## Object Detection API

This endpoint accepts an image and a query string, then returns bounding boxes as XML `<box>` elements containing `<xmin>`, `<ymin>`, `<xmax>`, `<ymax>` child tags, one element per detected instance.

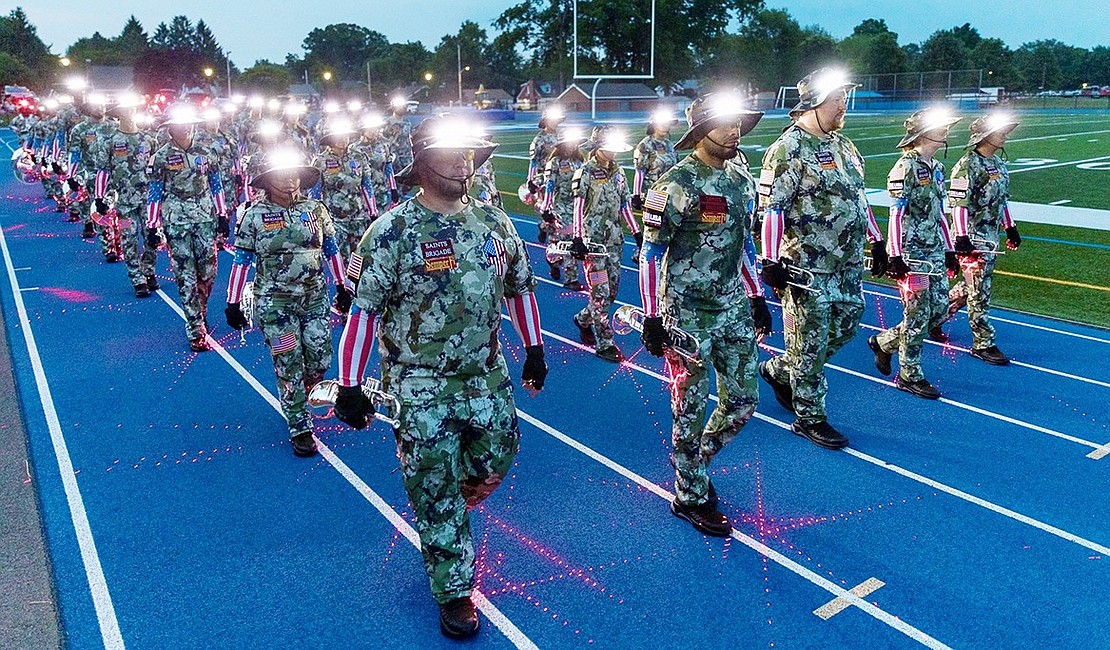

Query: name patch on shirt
<box><xmin>261</xmin><ymin>211</ymin><xmax>285</xmax><ymax>231</ymax></box>
<box><xmin>757</xmin><ymin>168</ymin><xmax>774</xmax><ymax>197</ymax></box>
<box><xmin>915</xmin><ymin>166</ymin><xmax>932</xmax><ymax>186</ymax></box>
<box><xmin>324</xmin><ymin>158</ymin><xmax>340</xmax><ymax>174</ymax></box>
<box><xmin>815</xmin><ymin>150</ymin><xmax>837</xmax><ymax>171</ymax></box>
<box><xmin>113</xmin><ymin>142</ymin><xmax>129</xmax><ymax>157</ymax></box>
<box><xmin>985</xmin><ymin>163</ymin><xmax>1001</xmax><ymax>180</ymax></box>
<box><xmin>698</xmin><ymin>195</ymin><xmax>728</xmax><ymax>224</ymax></box>
<box><xmin>166</xmin><ymin>152</ymin><xmax>185</xmax><ymax>171</ymax></box>
<box><xmin>421</xmin><ymin>239</ymin><xmax>458</xmax><ymax>272</ymax></box>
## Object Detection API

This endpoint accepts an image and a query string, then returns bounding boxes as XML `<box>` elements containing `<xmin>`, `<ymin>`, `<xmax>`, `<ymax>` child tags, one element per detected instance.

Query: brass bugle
<box><xmin>307</xmin><ymin>378</ymin><xmax>401</xmax><ymax>429</ymax></box>
<box><xmin>610</xmin><ymin>305</ymin><xmax>702</xmax><ymax>365</ymax></box>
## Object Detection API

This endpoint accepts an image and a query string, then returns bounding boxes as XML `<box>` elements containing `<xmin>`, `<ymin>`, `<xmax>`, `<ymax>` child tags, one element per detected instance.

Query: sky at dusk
<box><xmin>23</xmin><ymin>0</ymin><xmax>1104</xmax><ymax>70</ymax></box>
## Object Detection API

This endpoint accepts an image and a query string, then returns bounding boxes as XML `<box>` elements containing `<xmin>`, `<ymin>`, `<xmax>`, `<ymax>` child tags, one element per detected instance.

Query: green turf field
<box><xmin>488</xmin><ymin>111</ymin><xmax>1110</xmax><ymax>328</ymax></box>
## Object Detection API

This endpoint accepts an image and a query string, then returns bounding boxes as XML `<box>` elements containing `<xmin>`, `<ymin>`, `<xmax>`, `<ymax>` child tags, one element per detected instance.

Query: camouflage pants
<box><xmin>949</xmin><ymin>256</ymin><xmax>997</xmax><ymax>350</ymax></box>
<box><xmin>259</xmin><ymin>290</ymin><xmax>332</xmax><ymax>438</ymax></box>
<box><xmin>764</xmin><ymin>270</ymin><xmax>865</xmax><ymax>424</ymax></box>
<box><xmin>117</xmin><ymin>193</ymin><xmax>159</xmax><ymax>287</ymax></box>
<box><xmin>163</xmin><ymin>219</ymin><xmax>218</xmax><ymax>341</ymax></box>
<box><xmin>574</xmin><ymin>248</ymin><xmax>622</xmax><ymax>349</ymax></box>
<box><xmin>875</xmin><ymin>271</ymin><xmax>948</xmax><ymax>382</ymax></box>
<box><xmin>665</xmin><ymin>302</ymin><xmax>759</xmax><ymax>506</ymax></box>
<box><xmin>393</xmin><ymin>375</ymin><xmax>520</xmax><ymax>604</ymax></box>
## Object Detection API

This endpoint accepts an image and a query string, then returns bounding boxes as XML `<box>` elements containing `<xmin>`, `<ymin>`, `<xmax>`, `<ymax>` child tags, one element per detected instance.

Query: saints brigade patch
<box><xmin>985</xmin><ymin>162</ymin><xmax>1001</xmax><ymax>180</ymax></box>
<box><xmin>915</xmin><ymin>165</ymin><xmax>931</xmax><ymax>186</ymax></box>
<box><xmin>642</xmin><ymin>189</ymin><xmax>668</xmax><ymax>228</ymax></box>
<box><xmin>757</xmin><ymin>168</ymin><xmax>774</xmax><ymax>197</ymax></box>
<box><xmin>887</xmin><ymin>166</ymin><xmax>905</xmax><ymax>194</ymax></box>
<box><xmin>421</xmin><ymin>239</ymin><xmax>458</xmax><ymax>272</ymax></box>
<box><xmin>698</xmin><ymin>194</ymin><xmax>728</xmax><ymax>224</ymax></box>
<box><xmin>947</xmin><ymin>177</ymin><xmax>969</xmax><ymax>201</ymax></box>
<box><xmin>166</xmin><ymin>152</ymin><xmax>185</xmax><ymax>171</ymax></box>
<box><xmin>815</xmin><ymin>150</ymin><xmax>837</xmax><ymax>171</ymax></box>
<box><xmin>590</xmin><ymin>168</ymin><xmax>609</xmax><ymax>180</ymax></box>
<box><xmin>261</xmin><ymin>211</ymin><xmax>285</xmax><ymax>231</ymax></box>
<box><xmin>324</xmin><ymin>158</ymin><xmax>340</xmax><ymax>174</ymax></box>
<box><xmin>113</xmin><ymin>142</ymin><xmax>129</xmax><ymax>157</ymax></box>
<box><xmin>346</xmin><ymin>253</ymin><xmax>364</xmax><ymax>282</ymax></box>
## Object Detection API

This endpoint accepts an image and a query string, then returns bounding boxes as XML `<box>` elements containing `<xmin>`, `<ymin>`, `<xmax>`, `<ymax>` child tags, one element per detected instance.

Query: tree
<box><xmin>838</xmin><ymin>19</ymin><xmax>905</xmax><ymax>75</ymax></box>
<box><xmin>0</xmin><ymin>51</ymin><xmax>34</xmax><ymax>85</ymax></box>
<box><xmin>67</xmin><ymin>32</ymin><xmax>128</xmax><ymax>66</ymax></box>
<box><xmin>117</xmin><ymin>16</ymin><xmax>149</xmax><ymax>55</ymax></box>
<box><xmin>238</xmin><ymin>62</ymin><xmax>292</xmax><ymax>96</ymax></box>
<box><xmin>969</xmin><ymin>38</ymin><xmax>1015</xmax><ymax>88</ymax></box>
<box><xmin>301</xmin><ymin>23</ymin><xmax>389</xmax><ymax>83</ymax></box>
<box><xmin>367</xmin><ymin>42</ymin><xmax>432</xmax><ymax>98</ymax></box>
<box><xmin>0</xmin><ymin>8</ymin><xmax>55</xmax><ymax>87</ymax></box>
<box><xmin>151</xmin><ymin>16</ymin><xmax>196</xmax><ymax>51</ymax></box>
<box><xmin>919</xmin><ymin>30</ymin><xmax>968</xmax><ymax>72</ymax></box>
<box><xmin>1012</xmin><ymin>40</ymin><xmax>1087</xmax><ymax>91</ymax></box>
<box><xmin>704</xmin><ymin>9</ymin><xmax>807</xmax><ymax>92</ymax></box>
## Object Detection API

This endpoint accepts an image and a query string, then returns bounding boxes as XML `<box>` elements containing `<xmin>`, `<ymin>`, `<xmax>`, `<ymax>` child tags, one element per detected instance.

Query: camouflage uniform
<box><xmin>472</xmin><ymin>158</ymin><xmax>502</xmax><ymax>208</ymax></box>
<box><xmin>233</xmin><ymin>198</ymin><xmax>336</xmax><ymax>438</ymax></box>
<box><xmin>196</xmin><ymin>126</ymin><xmax>238</xmax><ymax>212</ymax></box>
<box><xmin>541</xmin><ymin>152</ymin><xmax>583</xmax><ymax>284</ymax></box>
<box><xmin>632</xmin><ymin>134</ymin><xmax>678</xmax><ymax>200</ymax></box>
<box><xmin>642</xmin><ymin>154</ymin><xmax>761</xmax><ymax>506</ymax></box>
<box><xmin>311</xmin><ymin>145</ymin><xmax>376</xmax><ymax>260</ymax></box>
<box><xmin>758</xmin><ymin>125</ymin><xmax>876</xmax><ymax>425</ymax></box>
<box><xmin>528</xmin><ymin>130</ymin><xmax>559</xmax><ymax>240</ymax></box>
<box><xmin>146</xmin><ymin>137</ymin><xmax>226</xmax><ymax>341</ymax></box>
<box><xmin>70</xmin><ymin>117</ymin><xmax>116</xmax><ymax>243</ymax></box>
<box><xmin>350</xmin><ymin>133</ymin><xmax>396</xmax><ymax>215</ymax></box>
<box><xmin>33</xmin><ymin>111</ymin><xmax>64</xmax><ymax>202</ymax></box>
<box><xmin>91</xmin><ymin>127</ymin><xmax>160</xmax><ymax>289</ymax></box>
<box><xmin>572</xmin><ymin>157</ymin><xmax>635</xmax><ymax>352</ymax></box>
<box><xmin>382</xmin><ymin>115</ymin><xmax>413</xmax><ymax>182</ymax></box>
<box><xmin>874</xmin><ymin>151</ymin><xmax>951</xmax><ymax>382</ymax></box>
<box><xmin>947</xmin><ymin>151</ymin><xmax>1010</xmax><ymax>350</ymax></box>
<box><xmin>348</xmin><ymin>198</ymin><xmax>535</xmax><ymax>604</ymax></box>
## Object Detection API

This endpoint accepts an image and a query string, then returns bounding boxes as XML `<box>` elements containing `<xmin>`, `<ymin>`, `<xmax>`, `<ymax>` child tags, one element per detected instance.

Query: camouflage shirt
<box><xmin>234</xmin><ymin>197</ymin><xmax>336</xmax><ymax>298</ymax></box>
<box><xmin>350</xmin><ymin>198</ymin><xmax>536</xmax><ymax>391</ymax></box>
<box><xmin>311</xmin><ymin>146</ymin><xmax>372</xmax><ymax>218</ymax></box>
<box><xmin>644</xmin><ymin>154</ymin><xmax>758</xmax><ymax>312</ymax></box>
<box><xmin>758</xmin><ymin>125</ymin><xmax>871</xmax><ymax>272</ymax></box>
<box><xmin>382</xmin><ymin>116</ymin><xmax>413</xmax><ymax>169</ymax></box>
<box><xmin>887</xmin><ymin>150</ymin><xmax>948</xmax><ymax>262</ymax></box>
<box><xmin>146</xmin><ymin>137</ymin><xmax>224</xmax><ymax>223</ymax></box>
<box><xmin>543</xmin><ymin>154</ymin><xmax>583</xmax><ymax>218</ymax></box>
<box><xmin>528</xmin><ymin>131</ymin><xmax>559</xmax><ymax>180</ymax></box>
<box><xmin>948</xmin><ymin>150</ymin><xmax>1010</xmax><ymax>239</ymax></box>
<box><xmin>633</xmin><ymin>135</ymin><xmax>678</xmax><ymax>188</ymax></box>
<box><xmin>91</xmin><ymin>128</ymin><xmax>156</xmax><ymax>194</ymax></box>
<box><xmin>68</xmin><ymin>117</ymin><xmax>109</xmax><ymax>169</ymax></box>
<box><xmin>572</xmin><ymin>158</ymin><xmax>633</xmax><ymax>248</ymax></box>
<box><xmin>351</xmin><ymin>134</ymin><xmax>394</xmax><ymax>211</ymax></box>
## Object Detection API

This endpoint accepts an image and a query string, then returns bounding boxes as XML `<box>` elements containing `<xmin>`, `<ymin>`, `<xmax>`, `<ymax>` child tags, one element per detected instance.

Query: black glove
<box><xmin>870</xmin><ymin>240</ymin><xmax>889</xmax><ymax>277</ymax></box>
<box><xmin>954</xmin><ymin>235</ymin><xmax>975</xmax><ymax>256</ymax></box>
<box><xmin>521</xmin><ymin>345</ymin><xmax>548</xmax><ymax>391</ymax></box>
<box><xmin>224</xmin><ymin>302</ymin><xmax>249</xmax><ymax>330</ymax></box>
<box><xmin>335</xmin><ymin>384</ymin><xmax>373</xmax><ymax>429</ymax></box>
<box><xmin>945</xmin><ymin>251</ymin><xmax>960</xmax><ymax>277</ymax></box>
<box><xmin>631</xmin><ymin>194</ymin><xmax>644</xmax><ymax>211</ymax></box>
<box><xmin>67</xmin><ymin>178</ymin><xmax>79</xmax><ymax>192</ymax></box>
<box><xmin>333</xmin><ymin>285</ymin><xmax>353</xmax><ymax>314</ymax></box>
<box><xmin>633</xmin><ymin>232</ymin><xmax>643</xmax><ymax>249</ymax></box>
<box><xmin>527</xmin><ymin>180</ymin><xmax>540</xmax><ymax>195</ymax></box>
<box><xmin>541</xmin><ymin>210</ymin><xmax>556</xmax><ymax>223</ymax></box>
<box><xmin>51</xmin><ymin>162</ymin><xmax>64</xmax><ymax>176</ymax></box>
<box><xmin>887</xmin><ymin>256</ymin><xmax>912</xmax><ymax>280</ymax></box>
<box><xmin>569</xmin><ymin>236</ymin><xmax>589</xmax><ymax>261</ymax></box>
<box><xmin>1005</xmin><ymin>226</ymin><xmax>1021</xmax><ymax>250</ymax></box>
<box><xmin>93</xmin><ymin>198</ymin><xmax>109</xmax><ymax>215</ymax></box>
<box><xmin>145</xmin><ymin>229</ymin><xmax>161</xmax><ymax>250</ymax></box>
<box><xmin>760</xmin><ymin>258</ymin><xmax>789</xmax><ymax>292</ymax></box>
<box><xmin>641</xmin><ymin>316</ymin><xmax>670</xmax><ymax>357</ymax></box>
<box><xmin>389</xmin><ymin>188</ymin><xmax>401</xmax><ymax>205</ymax></box>
<box><xmin>217</xmin><ymin>214</ymin><xmax>230</xmax><ymax>238</ymax></box>
<box><xmin>750</xmin><ymin>296</ymin><xmax>772</xmax><ymax>339</ymax></box>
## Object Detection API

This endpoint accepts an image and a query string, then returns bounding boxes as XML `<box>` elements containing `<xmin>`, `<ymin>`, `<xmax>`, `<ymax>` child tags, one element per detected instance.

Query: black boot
<box><xmin>549</xmin><ymin>262</ymin><xmax>561</xmax><ymax>281</ymax></box>
<box><xmin>81</xmin><ymin>222</ymin><xmax>95</xmax><ymax>239</ymax></box>
<box><xmin>439</xmin><ymin>596</ymin><xmax>480</xmax><ymax>639</ymax></box>
<box><xmin>971</xmin><ymin>345</ymin><xmax>1009</xmax><ymax>366</ymax></box>
<box><xmin>134</xmin><ymin>283</ymin><xmax>150</xmax><ymax>298</ymax></box>
<box><xmin>927</xmin><ymin>326</ymin><xmax>948</xmax><ymax>343</ymax></box>
<box><xmin>791</xmin><ymin>419</ymin><xmax>848</xmax><ymax>450</ymax></box>
<box><xmin>868</xmin><ymin>335</ymin><xmax>892</xmax><ymax>376</ymax></box>
<box><xmin>595</xmin><ymin>344</ymin><xmax>623</xmax><ymax>363</ymax></box>
<box><xmin>291</xmin><ymin>432</ymin><xmax>319</xmax><ymax>457</ymax></box>
<box><xmin>758</xmin><ymin>361</ymin><xmax>794</xmax><ymax>414</ymax></box>
<box><xmin>145</xmin><ymin>275</ymin><xmax>160</xmax><ymax>291</ymax></box>
<box><xmin>896</xmin><ymin>377</ymin><xmax>941</xmax><ymax>400</ymax></box>
<box><xmin>573</xmin><ymin>314</ymin><xmax>596</xmax><ymax>345</ymax></box>
<box><xmin>563</xmin><ymin>280</ymin><xmax>584</xmax><ymax>291</ymax></box>
<box><xmin>670</xmin><ymin>499</ymin><xmax>731</xmax><ymax>537</ymax></box>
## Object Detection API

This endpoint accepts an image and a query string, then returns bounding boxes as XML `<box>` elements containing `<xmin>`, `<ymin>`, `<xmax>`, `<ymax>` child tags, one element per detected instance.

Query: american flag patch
<box><xmin>783</xmin><ymin>310</ymin><xmax>794</xmax><ymax>333</ymax></box>
<box><xmin>588</xmin><ymin>269</ymin><xmax>608</xmax><ymax>285</ymax></box>
<box><xmin>300</xmin><ymin>210</ymin><xmax>318</xmax><ymax>234</ymax></box>
<box><xmin>270</xmin><ymin>331</ymin><xmax>297</xmax><ymax>354</ymax></box>
<box><xmin>644</xmin><ymin>189</ymin><xmax>668</xmax><ymax>214</ymax></box>
<box><xmin>346</xmin><ymin>253</ymin><xmax>364</xmax><ymax>281</ymax></box>
<box><xmin>483</xmin><ymin>235</ymin><xmax>507</xmax><ymax>276</ymax></box>
<box><xmin>949</xmin><ymin>178</ymin><xmax>969</xmax><ymax>191</ymax></box>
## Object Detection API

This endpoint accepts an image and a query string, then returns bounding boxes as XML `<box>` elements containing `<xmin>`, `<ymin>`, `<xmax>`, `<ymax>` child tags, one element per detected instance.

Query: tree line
<box><xmin>1</xmin><ymin>4</ymin><xmax>1106</xmax><ymax>99</ymax></box>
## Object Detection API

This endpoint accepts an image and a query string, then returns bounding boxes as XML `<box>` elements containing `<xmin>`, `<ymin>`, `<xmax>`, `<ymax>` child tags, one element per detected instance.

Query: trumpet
<box><xmin>611</xmin><ymin>305</ymin><xmax>702</xmax><ymax>366</ymax></box>
<box><xmin>91</xmin><ymin>189</ymin><xmax>119</xmax><ymax>227</ymax></box>
<box><xmin>307</xmin><ymin>377</ymin><xmax>401</xmax><ymax>429</ymax></box>
<box><xmin>239</xmin><ymin>281</ymin><xmax>255</xmax><ymax>344</ymax></box>
<box><xmin>545</xmin><ymin>239</ymin><xmax>608</xmax><ymax>263</ymax></box>
<box><xmin>970</xmin><ymin>237</ymin><xmax>1005</xmax><ymax>256</ymax></box>
<box><xmin>785</xmin><ymin>264</ymin><xmax>821</xmax><ymax>295</ymax></box>
<box><xmin>10</xmin><ymin>147</ymin><xmax>40</xmax><ymax>185</ymax></box>
<box><xmin>905</xmin><ymin>258</ymin><xmax>944</xmax><ymax>277</ymax></box>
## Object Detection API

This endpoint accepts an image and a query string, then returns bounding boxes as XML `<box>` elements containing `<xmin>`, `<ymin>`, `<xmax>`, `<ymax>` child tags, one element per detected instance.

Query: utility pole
<box><xmin>366</xmin><ymin>60</ymin><xmax>372</xmax><ymax>102</ymax></box>
<box><xmin>457</xmin><ymin>42</ymin><xmax>463</xmax><ymax>104</ymax></box>
<box><xmin>226</xmin><ymin>52</ymin><xmax>232</xmax><ymax>97</ymax></box>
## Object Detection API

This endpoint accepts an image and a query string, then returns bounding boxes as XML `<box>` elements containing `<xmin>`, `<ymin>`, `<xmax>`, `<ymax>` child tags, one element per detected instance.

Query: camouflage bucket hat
<box><xmin>966</xmin><ymin>113</ymin><xmax>1019</xmax><ymax>148</ymax></box>
<box><xmin>160</xmin><ymin>104</ymin><xmax>204</xmax><ymax>126</ymax></box>
<box><xmin>896</xmin><ymin>107</ymin><xmax>962</xmax><ymax>148</ymax></box>
<box><xmin>674</xmin><ymin>93</ymin><xmax>764</xmax><ymax>150</ymax></box>
<box><xmin>647</xmin><ymin>108</ymin><xmax>677</xmax><ymax>135</ymax></box>
<box><xmin>538</xmin><ymin>105</ymin><xmax>565</xmax><ymax>129</ymax></box>
<box><xmin>789</xmin><ymin>67</ymin><xmax>860</xmax><ymax>118</ymax></box>
<box><xmin>395</xmin><ymin>114</ymin><xmax>498</xmax><ymax>187</ymax></box>
<box><xmin>317</xmin><ymin>118</ymin><xmax>357</xmax><ymax>143</ymax></box>
<box><xmin>248</xmin><ymin>148</ymin><xmax>322</xmax><ymax>190</ymax></box>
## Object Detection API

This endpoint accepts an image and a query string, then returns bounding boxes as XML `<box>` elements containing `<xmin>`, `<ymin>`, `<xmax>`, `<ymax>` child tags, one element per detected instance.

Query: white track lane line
<box><xmin>0</xmin><ymin>214</ymin><xmax>125</xmax><ymax>648</ymax></box>
<box><xmin>514</xmin><ymin>409</ymin><xmax>952</xmax><ymax>649</ymax></box>
<box><xmin>506</xmin><ymin>314</ymin><xmax>1110</xmax><ymax>558</ymax></box>
<box><xmin>152</xmin><ymin>289</ymin><xmax>538</xmax><ymax>650</ymax></box>
<box><xmin>525</xmin><ymin>272</ymin><xmax>1110</xmax><ymax>455</ymax></box>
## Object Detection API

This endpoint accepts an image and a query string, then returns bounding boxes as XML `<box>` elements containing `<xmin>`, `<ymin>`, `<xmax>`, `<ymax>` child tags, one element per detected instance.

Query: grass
<box><xmin>487</xmin><ymin>111</ymin><xmax>1110</xmax><ymax>329</ymax></box>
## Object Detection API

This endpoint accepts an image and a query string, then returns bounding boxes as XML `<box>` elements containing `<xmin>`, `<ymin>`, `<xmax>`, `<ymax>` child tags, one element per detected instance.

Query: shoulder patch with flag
<box><xmin>346</xmin><ymin>253</ymin><xmax>364</xmax><ymax>282</ymax></box>
<box><xmin>483</xmin><ymin>234</ymin><xmax>507</xmax><ymax>276</ymax></box>
<box><xmin>270</xmin><ymin>331</ymin><xmax>297</xmax><ymax>354</ymax></box>
<box><xmin>642</xmin><ymin>188</ymin><xmax>668</xmax><ymax>228</ymax></box>
<box><xmin>757</xmin><ymin>168</ymin><xmax>774</xmax><ymax>197</ymax></box>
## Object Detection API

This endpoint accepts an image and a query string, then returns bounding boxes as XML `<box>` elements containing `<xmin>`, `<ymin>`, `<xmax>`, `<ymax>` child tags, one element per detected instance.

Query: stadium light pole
<box><xmin>226</xmin><ymin>53</ymin><xmax>232</xmax><ymax>97</ymax></box>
